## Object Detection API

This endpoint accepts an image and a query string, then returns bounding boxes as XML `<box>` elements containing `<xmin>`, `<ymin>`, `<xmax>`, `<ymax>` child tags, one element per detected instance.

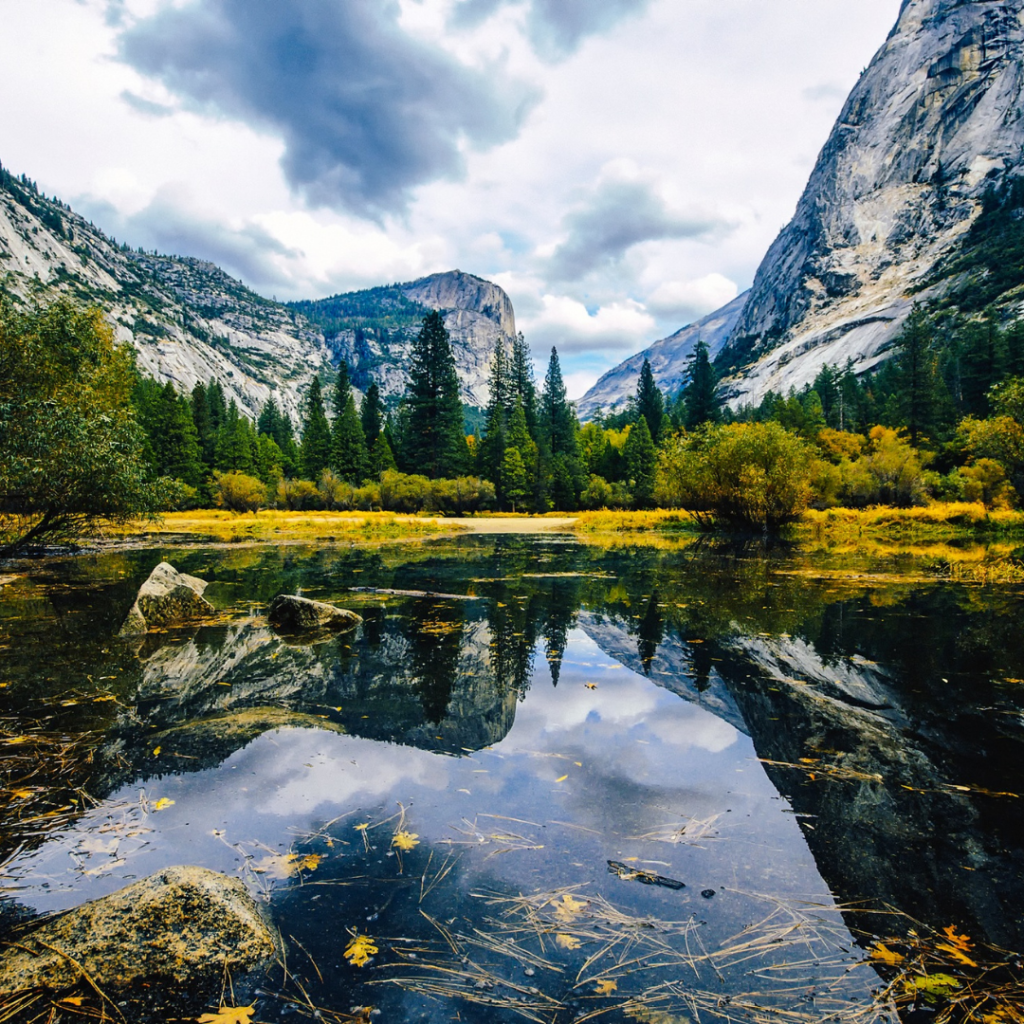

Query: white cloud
<box><xmin>646</xmin><ymin>273</ymin><xmax>739</xmax><ymax>322</ymax></box>
<box><xmin>522</xmin><ymin>295</ymin><xmax>656</xmax><ymax>354</ymax></box>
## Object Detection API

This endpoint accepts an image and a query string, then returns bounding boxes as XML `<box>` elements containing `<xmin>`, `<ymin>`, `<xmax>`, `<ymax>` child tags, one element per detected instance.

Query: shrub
<box><xmin>275</xmin><ymin>477</ymin><xmax>322</xmax><ymax>510</ymax></box>
<box><xmin>580</xmin><ymin>474</ymin><xmax>630</xmax><ymax>510</ymax></box>
<box><xmin>658</xmin><ymin>422</ymin><xmax>817</xmax><ymax>532</ymax></box>
<box><xmin>213</xmin><ymin>471</ymin><xmax>267</xmax><ymax>513</ymax></box>
<box><xmin>318</xmin><ymin>470</ymin><xmax>356</xmax><ymax>510</ymax></box>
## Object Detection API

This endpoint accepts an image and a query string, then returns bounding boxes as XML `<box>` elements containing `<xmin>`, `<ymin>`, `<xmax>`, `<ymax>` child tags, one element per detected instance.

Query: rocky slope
<box><xmin>582</xmin><ymin>0</ymin><xmax>1024</xmax><ymax>411</ymax></box>
<box><xmin>719</xmin><ymin>0</ymin><xmax>1024</xmax><ymax>404</ymax></box>
<box><xmin>576</xmin><ymin>291</ymin><xmax>748</xmax><ymax>419</ymax></box>
<box><xmin>0</xmin><ymin>169</ymin><xmax>515</xmax><ymax>419</ymax></box>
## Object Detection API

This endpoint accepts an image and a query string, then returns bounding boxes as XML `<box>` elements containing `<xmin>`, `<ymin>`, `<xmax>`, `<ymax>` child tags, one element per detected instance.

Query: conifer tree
<box><xmin>511</xmin><ymin>332</ymin><xmax>537</xmax><ymax>435</ymax></box>
<box><xmin>893</xmin><ymin>306</ymin><xmax>944</xmax><ymax>446</ymax></box>
<box><xmin>300</xmin><ymin>374</ymin><xmax>332</xmax><ymax>479</ymax></box>
<box><xmin>369</xmin><ymin>432</ymin><xmax>397</xmax><ymax>476</ymax></box>
<box><xmin>160</xmin><ymin>383</ymin><xmax>204</xmax><ymax>487</ymax></box>
<box><xmin>332</xmin><ymin>393</ymin><xmax>369</xmax><ymax>483</ymax></box>
<box><xmin>216</xmin><ymin>400</ymin><xmax>256</xmax><ymax>474</ymax></box>
<box><xmin>539</xmin><ymin>348</ymin><xmax>583</xmax><ymax>509</ymax></box>
<box><xmin>481</xmin><ymin>342</ymin><xmax>512</xmax><ymax>486</ymax></box>
<box><xmin>500</xmin><ymin>447</ymin><xmax>529</xmax><ymax>512</ymax></box>
<box><xmin>404</xmin><ymin>311</ymin><xmax>469</xmax><ymax>478</ymax></box>
<box><xmin>360</xmin><ymin>382</ymin><xmax>384</xmax><ymax>447</ymax></box>
<box><xmin>636</xmin><ymin>358</ymin><xmax>666</xmax><ymax>444</ymax></box>
<box><xmin>623</xmin><ymin>414</ymin><xmax>657</xmax><ymax>508</ymax></box>
<box><xmin>683</xmin><ymin>338</ymin><xmax>720</xmax><ymax>429</ymax></box>
<box><xmin>191</xmin><ymin>382</ymin><xmax>215</xmax><ymax>469</ymax></box>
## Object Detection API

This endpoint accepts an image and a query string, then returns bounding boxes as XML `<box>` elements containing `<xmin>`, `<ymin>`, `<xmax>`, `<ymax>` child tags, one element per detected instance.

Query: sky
<box><xmin>0</xmin><ymin>0</ymin><xmax>902</xmax><ymax>398</ymax></box>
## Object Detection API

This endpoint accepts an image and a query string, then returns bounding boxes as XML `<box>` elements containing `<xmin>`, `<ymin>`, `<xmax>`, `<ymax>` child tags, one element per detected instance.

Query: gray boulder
<box><xmin>267</xmin><ymin>593</ymin><xmax>362</xmax><ymax>634</ymax></box>
<box><xmin>118</xmin><ymin>562</ymin><xmax>215</xmax><ymax>636</ymax></box>
<box><xmin>0</xmin><ymin>866</ymin><xmax>277</xmax><ymax>995</ymax></box>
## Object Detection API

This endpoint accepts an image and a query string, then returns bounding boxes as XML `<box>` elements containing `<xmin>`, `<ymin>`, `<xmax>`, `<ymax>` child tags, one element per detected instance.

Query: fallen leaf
<box><xmin>354</xmin><ymin>823</ymin><xmax>369</xmax><ymax>831</ymax></box>
<box><xmin>344</xmin><ymin>934</ymin><xmax>379</xmax><ymax>968</ymax></box>
<box><xmin>909</xmin><ymin>973</ymin><xmax>962</xmax><ymax>1000</ymax></box>
<box><xmin>197</xmin><ymin>1006</ymin><xmax>256</xmax><ymax>1024</ymax></box>
<box><xmin>93</xmin><ymin>695</ymin><xmax>116</xmax><ymax>703</ymax></box>
<box><xmin>594</xmin><ymin>980</ymin><xmax>618</xmax><ymax>995</ymax></box>
<box><xmin>870</xmin><ymin>942</ymin><xmax>905</xmax><ymax>965</ymax></box>
<box><xmin>152</xmin><ymin>746</ymin><xmax>162</xmax><ymax>756</ymax></box>
<box><xmin>555</xmin><ymin>775</ymin><xmax>568</xmax><ymax>783</ymax></box>
<box><xmin>60</xmin><ymin>997</ymin><xmax>84</xmax><ymax>1007</ymax></box>
<box><xmin>152</xmin><ymin>798</ymin><xmax>175</xmax><ymax>811</ymax></box>
<box><xmin>556</xmin><ymin>933</ymin><xmax>581</xmax><ymax>950</ymax></box>
<box><xmin>554</xmin><ymin>894</ymin><xmax>588</xmax><ymax>922</ymax></box>
<box><xmin>253</xmin><ymin>853</ymin><xmax>322</xmax><ymax>879</ymax></box>
<box><xmin>10</xmin><ymin>788</ymin><xmax>34</xmax><ymax>800</ymax></box>
<box><xmin>392</xmin><ymin>831</ymin><xmax>419</xmax><ymax>851</ymax></box>
<box><xmin>585</xmin><ymin>683</ymin><xmax>597</xmax><ymax>690</ymax></box>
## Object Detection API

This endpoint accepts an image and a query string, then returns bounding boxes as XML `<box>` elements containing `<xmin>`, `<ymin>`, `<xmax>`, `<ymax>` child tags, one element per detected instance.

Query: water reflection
<box><xmin>1</xmin><ymin>536</ymin><xmax>1023</xmax><ymax>1019</ymax></box>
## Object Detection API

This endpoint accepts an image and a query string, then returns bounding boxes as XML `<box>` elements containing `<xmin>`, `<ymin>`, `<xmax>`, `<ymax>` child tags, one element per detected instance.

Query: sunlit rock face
<box><xmin>324</xmin><ymin>270</ymin><xmax>518</xmax><ymax>409</ymax></box>
<box><xmin>720</xmin><ymin>0</ymin><xmax>1024</xmax><ymax>405</ymax></box>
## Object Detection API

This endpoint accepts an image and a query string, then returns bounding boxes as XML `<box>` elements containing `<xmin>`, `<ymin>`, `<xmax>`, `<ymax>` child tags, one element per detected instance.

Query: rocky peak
<box><xmin>719</xmin><ymin>0</ymin><xmax>1024</xmax><ymax>404</ymax></box>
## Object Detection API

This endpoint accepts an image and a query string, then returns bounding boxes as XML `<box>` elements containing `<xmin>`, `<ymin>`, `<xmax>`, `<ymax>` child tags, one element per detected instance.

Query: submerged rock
<box><xmin>267</xmin><ymin>593</ymin><xmax>362</xmax><ymax>634</ymax></box>
<box><xmin>118</xmin><ymin>562</ymin><xmax>215</xmax><ymax>636</ymax></box>
<box><xmin>0</xmin><ymin>866</ymin><xmax>277</xmax><ymax>996</ymax></box>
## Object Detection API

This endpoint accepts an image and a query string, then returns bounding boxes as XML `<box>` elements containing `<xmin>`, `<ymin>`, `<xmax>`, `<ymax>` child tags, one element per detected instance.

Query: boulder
<box><xmin>267</xmin><ymin>593</ymin><xmax>362</xmax><ymax>634</ymax></box>
<box><xmin>0</xmin><ymin>866</ymin><xmax>277</xmax><ymax>996</ymax></box>
<box><xmin>118</xmin><ymin>562</ymin><xmax>215</xmax><ymax>636</ymax></box>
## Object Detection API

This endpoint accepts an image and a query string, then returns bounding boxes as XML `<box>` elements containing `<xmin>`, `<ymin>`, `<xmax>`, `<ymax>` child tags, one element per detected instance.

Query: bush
<box><xmin>275</xmin><ymin>478</ymin><xmax>322</xmax><ymax>510</ymax></box>
<box><xmin>580</xmin><ymin>474</ymin><xmax>630</xmax><ymax>510</ymax></box>
<box><xmin>318</xmin><ymin>470</ymin><xmax>356</xmax><ymax>510</ymax></box>
<box><xmin>213</xmin><ymin>471</ymin><xmax>267</xmax><ymax>513</ymax></box>
<box><xmin>377</xmin><ymin>471</ymin><xmax>494</xmax><ymax>514</ymax></box>
<box><xmin>658</xmin><ymin>422</ymin><xmax>817</xmax><ymax>532</ymax></box>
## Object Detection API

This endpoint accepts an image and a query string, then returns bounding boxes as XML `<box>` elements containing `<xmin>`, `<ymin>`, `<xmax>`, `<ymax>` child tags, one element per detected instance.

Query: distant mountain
<box><xmin>0</xmin><ymin>166</ymin><xmax>515</xmax><ymax>421</ymax></box>
<box><xmin>576</xmin><ymin>291</ymin><xmax>748</xmax><ymax>420</ymax></box>
<box><xmin>290</xmin><ymin>270</ymin><xmax>517</xmax><ymax>409</ymax></box>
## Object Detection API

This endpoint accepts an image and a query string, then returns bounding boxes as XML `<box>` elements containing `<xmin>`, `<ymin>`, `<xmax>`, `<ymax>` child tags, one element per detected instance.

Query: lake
<box><xmin>1</xmin><ymin>533</ymin><xmax>1023</xmax><ymax>1023</ymax></box>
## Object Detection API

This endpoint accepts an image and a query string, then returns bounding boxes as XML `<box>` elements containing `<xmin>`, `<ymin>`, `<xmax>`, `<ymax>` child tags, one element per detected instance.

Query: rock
<box><xmin>0</xmin><ymin>866</ymin><xmax>277</xmax><ymax>996</ymax></box>
<box><xmin>118</xmin><ymin>562</ymin><xmax>215</xmax><ymax>636</ymax></box>
<box><xmin>267</xmin><ymin>593</ymin><xmax>362</xmax><ymax>634</ymax></box>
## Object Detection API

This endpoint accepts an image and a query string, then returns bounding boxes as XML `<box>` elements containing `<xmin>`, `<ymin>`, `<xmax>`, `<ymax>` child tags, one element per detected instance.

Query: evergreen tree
<box><xmin>216</xmin><ymin>400</ymin><xmax>256</xmax><ymax>474</ymax></box>
<box><xmin>539</xmin><ymin>348</ymin><xmax>583</xmax><ymax>508</ymax></box>
<box><xmin>893</xmin><ymin>306</ymin><xmax>945</xmax><ymax>446</ymax></box>
<box><xmin>481</xmin><ymin>342</ymin><xmax>512</xmax><ymax>487</ymax></box>
<box><xmin>300</xmin><ymin>374</ymin><xmax>332</xmax><ymax>479</ymax></box>
<box><xmin>160</xmin><ymin>383</ymin><xmax>204</xmax><ymax>486</ymax></box>
<box><xmin>636</xmin><ymin>358</ymin><xmax>665</xmax><ymax>444</ymax></box>
<box><xmin>502</xmin><ymin>399</ymin><xmax>538</xmax><ymax>510</ymax></box>
<box><xmin>683</xmin><ymin>338</ymin><xmax>720</xmax><ymax>428</ymax></box>
<box><xmin>623</xmin><ymin>415</ymin><xmax>657</xmax><ymax>508</ymax></box>
<box><xmin>511</xmin><ymin>332</ymin><xmax>538</xmax><ymax>435</ymax></box>
<box><xmin>332</xmin><ymin>393</ymin><xmax>369</xmax><ymax>484</ymax></box>
<box><xmin>369</xmin><ymin>432</ymin><xmax>397</xmax><ymax>476</ymax></box>
<box><xmin>255</xmin><ymin>434</ymin><xmax>284</xmax><ymax>486</ymax></box>
<box><xmin>404</xmin><ymin>311</ymin><xmax>469</xmax><ymax>478</ymax></box>
<box><xmin>500</xmin><ymin>447</ymin><xmax>529</xmax><ymax>512</ymax></box>
<box><xmin>191</xmin><ymin>382</ymin><xmax>215</xmax><ymax>469</ymax></box>
<box><xmin>360</xmin><ymin>382</ymin><xmax>384</xmax><ymax>447</ymax></box>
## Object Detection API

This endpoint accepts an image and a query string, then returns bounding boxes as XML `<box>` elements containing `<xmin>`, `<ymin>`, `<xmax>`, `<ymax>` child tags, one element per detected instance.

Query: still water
<box><xmin>1</xmin><ymin>534</ymin><xmax>1023</xmax><ymax>1022</ymax></box>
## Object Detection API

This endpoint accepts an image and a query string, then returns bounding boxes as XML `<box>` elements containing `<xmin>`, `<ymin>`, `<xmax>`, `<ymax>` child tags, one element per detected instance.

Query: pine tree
<box><xmin>539</xmin><ymin>348</ymin><xmax>583</xmax><ymax>509</ymax></box>
<box><xmin>511</xmin><ymin>332</ymin><xmax>537</xmax><ymax>435</ymax></box>
<box><xmin>216</xmin><ymin>400</ymin><xmax>257</xmax><ymax>474</ymax></box>
<box><xmin>300</xmin><ymin>374</ymin><xmax>332</xmax><ymax>479</ymax></box>
<box><xmin>404</xmin><ymin>311</ymin><xmax>469</xmax><ymax>479</ymax></box>
<box><xmin>500</xmin><ymin>447</ymin><xmax>529</xmax><ymax>512</ymax></box>
<box><xmin>161</xmin><ymin>384</ymin><xmax>204</xmax><ymax>487</ymax></box>
<box><xmin>191</xmin><ymin>382</ymin><xmax>215</xmax><ymax>469</ymax></box>
<box><xmin>893</xmin><ymin>306</ymin><xmax>944</xmax><ymax>446</ymax></box>
<box><xmin>481</xmin><ymin>342</ymin><xmax>512</xmax><ymax>486</ymax></box>
<box><xmin>683</xmin><ymin>339</ymin><xmax>720</xmax><ymax>429</ymax></box>
<box><xmin>332</xmin><ymin>393</ymin><xmax>369</xmax><ymax>483</ymax></box>
<box><xmin>502</xmin><ymin>399</ymin><xmax>538</xmax><ymax>510</ymax></box>
<box><xmin>369</xmin><ymin>432</ymin><xmax>397</xmax><ymax>476</ymax></box>
<box><xmin>360</xmin><ymin>382</ymin><xmax>384</xmax><ymax>447</ymax></box>
<box><xmin>635</xmin><ymin>358</ymin><xmax>665</xmax><ymax>444</ymax></box>
<box><xmin>623</xmin><ymin>415</ymin><xmax>657</xmax><ymax>508</ymax></box>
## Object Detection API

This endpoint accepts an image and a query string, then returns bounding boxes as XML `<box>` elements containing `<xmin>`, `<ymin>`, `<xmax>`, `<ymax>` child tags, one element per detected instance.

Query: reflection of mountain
<box><xmin>578</xmin><ymin>611</ymin><xmax>748</xmax><ymax>734</ymax></box>
<box><xmin>102</xmin><ymin>610</ymin><xmax>519</xmax><ymax>790</ymax></box>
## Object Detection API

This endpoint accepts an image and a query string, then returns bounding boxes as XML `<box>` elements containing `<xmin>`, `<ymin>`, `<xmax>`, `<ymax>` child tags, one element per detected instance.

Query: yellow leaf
<box><xmin>392</xmin><ymin>831</ymin><xmax>419</xmax><ymax>851</ymax></box>
<box><xmin>354</xmin><ymin>823</ymin><xmax>369</xmax><ymax>831</ymax></box>
<box><xmin>10</xmin><ymin>788</ymin><xmax>34</xmax><ymax>800</ymax></box>
<box><xmin>556</xmin><ymin>933</ymin><xmax>581</xmax><ymax>950</ymax></box>
<box><xmin>554</xmin><ymin>894</ymin><xmax>588</xmax><ymax>922</ymax></box>
<box><xmin>2</xmin><ymin>736</ymin><xmax>30</xmax><ymax>745</ymax></box>
<box><xmin>93</xmin><ymin>695</ymin><xmax>116</xmax><ymax>702</ymax></box>
<box><xmin>870</xmin><ymin>942</ymin><xmax>905</xmax><ymax>965</ymax></box>
<box><xmin>555</xmin><ymin>775</ymin><xmax>568</xmax><ymax>783</ymax></box>
<box><xmin>60</xmin><ymin>997</ymin><xmax>84</xmax><ymax>1006</ymax></box>
<box><xmin>152</xmin><ymin>746</ymin><xmax>162</xmax><ymax>756</ymax></box>
<box><xmin>936</xmin><ymin>942</ymin><xmax>978</xmax><ymax>967</ymax></box>
<box><xmin>941</xmin><ymin>925</ymin><xmax>973</xmax><ymax>951</ymax></box>
<box><xmin>344</xmin><ymin>934</ymin><xmax>379</xmax><ymax>968</ymax></box>
<box><xmin>585</xmin><ymin>683</ymin><xmax>597</xmax><ymax>690</ymax></box>
<box><xmin>152</xmin><ymin>798</ymin><xmax>175</xmax><ymax>811</ymax></box>
<box><xmin>908</xmin><ymin>973</ymin><xmax>962</xmax><ymax>1001</ymax></box>
<box><xmin>253</xmin><ymin>853</ymin><xmax>321</xmax><ymax>878</ymax></box>
<box><xmin>197</xmin><ymin>1006</ymin><xmax>256</xmax><ymax>1024</ymax></box>
<box><xmin>594</xmin><ymin>980</ymin><xmax>618</xmax><ymax>995</ymax></box>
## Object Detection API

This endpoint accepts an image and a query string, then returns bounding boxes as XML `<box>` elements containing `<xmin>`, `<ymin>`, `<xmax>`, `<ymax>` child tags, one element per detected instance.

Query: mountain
<box><xmin>582</xmin><ymin>0</ymin><xmax>1024</xmax><ymax>411</ymax></box>
<box><xmin>575</xmin><ymin>291</ymin><xmax>748</xmax><ymax>419</ymax></box>
<box><xmin>0</xmin><ymin>167</ymin><xmax>514</xmax><ymax>420</ymax></box>
<box><xmin>289</xmin><ymin>270</ymin><xmax>517</xmax><ymax>409</ymax></box>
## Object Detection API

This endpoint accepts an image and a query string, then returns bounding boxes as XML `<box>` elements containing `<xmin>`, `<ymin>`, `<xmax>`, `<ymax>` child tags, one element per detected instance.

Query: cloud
<box><xmin>521</xmin><ymin>294</ymin><xmax>655</xmax><ymax>354</ymax></box>
<box><xmin>802</xmin><ymin>81</ymin><xmax>848</xmax><ymax>103</ymax></box>
<box><xmin>77</xmin><ymin>190</ymin><xmax>302</xmax><ymax>291</ymax></box>
<box><xmin>119</xmin><ymin>90</ymin><xmax>175</xmax><ymax>118</ymax></box>
<box><xmin>645</xmin><ymin>272</ymin><xmax>739</xmax><ymax>322</ymax></box>
<box><xmin>545</xmin><ymin>172</ymin><xmax>731</xmax><ymax>282</ymax></box>
<box><xmin>451</xmin><ymin>0</ymin><xmax>653</xmax><ymax>61</ymax></box>
<box><xmin>116</xmin><ymin>0</ymin><xmax>537</xmax><ymax>218</ymax></box>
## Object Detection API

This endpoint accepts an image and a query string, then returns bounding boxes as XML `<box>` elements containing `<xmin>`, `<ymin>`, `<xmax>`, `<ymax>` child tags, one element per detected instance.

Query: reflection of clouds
<box><xmin>200</xmin><ymin>730</ymin><xmax>451</xmax><ymax>819</ymax></box>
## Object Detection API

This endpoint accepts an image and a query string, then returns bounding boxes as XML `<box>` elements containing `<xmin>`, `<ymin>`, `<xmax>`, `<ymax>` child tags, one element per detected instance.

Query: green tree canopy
<box><xmin>683</xmin><ymin>338</ymin><xmax>720</xmax><ymax>429</ymax></box>
<box><xmin>0</xmin><ymin>298</ymin><xmax>159</xmax><ymax>557</ymax></box>
<box><xmin>300</xmin><ymin>374</ymin><xmax>332</xmax><ymax>479</ymax></box>
<box><xmin>635</xmin><ymin>357</ymin><xmax>665</xmax><ymax>444</ymax></box>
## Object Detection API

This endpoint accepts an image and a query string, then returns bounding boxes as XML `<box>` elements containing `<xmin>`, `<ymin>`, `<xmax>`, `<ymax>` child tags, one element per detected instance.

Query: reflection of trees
<box><xmin>543</xmin><ymin>592</ymin><xmax>576</xmax><ymax>686</ymax></box>
<box><xmin>407</xmin><ymin>600</ymin><xmax>465</xmax><ymax>724</ymax></box>
<box><xmin>635</xmin><ymin>593</ymin><xmax>663</xmax><ymax>675</ymax></box>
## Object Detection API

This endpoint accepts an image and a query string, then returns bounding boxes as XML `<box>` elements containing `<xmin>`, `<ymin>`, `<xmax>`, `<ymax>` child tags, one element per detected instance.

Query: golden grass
<box><xmin>800</xmin><ymin>503</ymin><xmax>1024</xmax><ymax>541</ymax></box>
<box><xmin>94</xmin><ymin>509</ymin><xmax>462</xmax><ymax>545</ymax></box>
<box><xmin>570</xmin><ymin>510</ymin><xmax>699</xmax><ymax>533</ymax></box>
